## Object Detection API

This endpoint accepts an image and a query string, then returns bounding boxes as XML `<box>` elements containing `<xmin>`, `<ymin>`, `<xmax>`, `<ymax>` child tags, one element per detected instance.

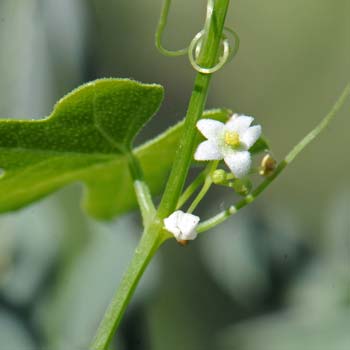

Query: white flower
<box><xmin>163</xmin><ymin>210</ymin><xmax>200</xmax><ymax>241</ymax></box>
<box><xmin>194</xmin><ymin>114</ymin><xmax>262</xmax><ymax>178</ymax></box>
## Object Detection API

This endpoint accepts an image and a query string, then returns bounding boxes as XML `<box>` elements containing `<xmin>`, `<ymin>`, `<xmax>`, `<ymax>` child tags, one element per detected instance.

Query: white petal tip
<box><xmin>196</xmin><ymin>119</ymin><xmax>224</xmax><ymax>140</ymax></box>
<box><xmin>242</xmin><ymin>125</ymin><xmax>262</xmax><ymax>149</ymax></box>
<box><xmin>194</xmin><ymin>140</ymin><xmax>222</xmax><ymax>161</ymax></box>
<box><xmin>224</xmin><ymin>151</ymin><xmax>252</xmax><ymax>178</ymax></box>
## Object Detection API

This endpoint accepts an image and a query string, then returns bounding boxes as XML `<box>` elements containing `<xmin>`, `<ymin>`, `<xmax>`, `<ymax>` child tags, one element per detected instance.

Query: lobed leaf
<box><xmin>0</xmin><ymin>79</ymin><xmax>164</xmax><ymax>219</ymax></box>
<box><xmin>0</xmin><ymin>78</ymin><xmax>267</xmax><ymax>220</ymax></box>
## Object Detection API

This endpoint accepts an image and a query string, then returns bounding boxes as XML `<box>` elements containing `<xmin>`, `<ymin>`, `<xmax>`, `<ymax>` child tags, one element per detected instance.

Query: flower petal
<box><xmin>194</xmin><ymin>140</ymin><xmax>223</xmax><ymax>161</ymax></box>
<box><xmin>164</xmin><ymin>210</ymin><xmax>200</xmax><ymax>240</ymax></box>
<box><xmin>177</xmin><ymin>212</ymin><xmax>200</xmax><ymax>240</ymax></box>
<box><xmin>164</xmin><ymin>211</ymin><xmax>182</xmax><ymax>237</ymax></box>
<box><xmin>241</xmin><ymin>125</ymin><xmax>262</xmax><ymax>149</ymax></box>
<box><xmin>196</xmin><ymin>119</ymin><xmax>224</xmax><ymax>140</ymax></box>
<box><xmin>224</xmin><ymin>151</ymin><xmax>252</xmax><ymax>178</ymax></box>
<box><xmin>225</xmin><ymin>115</ymin><xmax>254</xmax><ymax>135</ymax></box>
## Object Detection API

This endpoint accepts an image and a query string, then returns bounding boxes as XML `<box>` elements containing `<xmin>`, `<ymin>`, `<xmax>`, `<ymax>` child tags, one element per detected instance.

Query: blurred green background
<box><xmin>0</xmin><ymin>0</ymin><xmax>349</xmax><ymax>349</ymax></box>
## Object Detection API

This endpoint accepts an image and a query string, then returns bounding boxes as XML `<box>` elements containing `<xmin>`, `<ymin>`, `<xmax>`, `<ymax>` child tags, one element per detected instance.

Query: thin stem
<box><xmin>176</xmin><ymin>170</ymin><xmax>206</xmax><ymax>209</ymax></box>
<box><xmin>155</xmin><ymin>0</ymin><xmax>188</xmax><ymax>57</ymax></box>
<box><xmin>127</xmin><ymin>153</ymin><xmax>156</xmax><ymax>227</ymax></box>
<box><xmin>198</xmin><ymin>83</ymin><xmax>350</xmax><ymax>232</ymax></box>
<box><xmin>187</xmin><ymin>161</ymin><xmax>218</xmax><ymax>213</ymax></box>
<box><xmin>284</xmin><ymin>83</ymin><xmax>350</xmax><ymax>164</ymax></box>
<box><xmin>90</xmin><ymin>222</ymin><xmax>166</xmax><ymax>350</ymax></box>
<box><xmin>158</xmin><ymin>0</ymin><xmax>231</xmax><ymax>218</ymax></box>
<box><xmin>96</xmin><ymin>124</ymin><xmax>156</xmax><ymax>225</ymax></box>
<box><xmin>133</xmin><ymin>180</ymin><xmax>156</xmax><ymax>225</ymax></box>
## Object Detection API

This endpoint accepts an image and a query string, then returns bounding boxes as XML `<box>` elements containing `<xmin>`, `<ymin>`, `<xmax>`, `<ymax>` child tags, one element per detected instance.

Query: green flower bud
<box><xmin>231</xmin><ymin>178</ymin><xmax>252</xmax><ymax>196</ymax></box>
<box><xmin>211</xmin><ymin>169</ymin><xmax>227</xmax><ymax>184</ymax></box>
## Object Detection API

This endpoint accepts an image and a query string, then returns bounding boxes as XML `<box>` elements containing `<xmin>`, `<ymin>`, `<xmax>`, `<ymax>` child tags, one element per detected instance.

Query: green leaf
<box><xmin>249</xmin><ymin>136</ymin><xmax>270</xmax><ymax>154</ymax></box>
<box><xmin>0</xmin><ymin>78</ymin><xmax>164</xmax><ymax>219</ymax></box>
<box><xmin>0</xmin><ymin>86</ymin><xmax>269</xmax><ymax>220</ymax></box>
<box><xmin>0</xmin><ymin>77</ymin><xmax>231</xmax><ymax>220</ymax></box>
<box><xmin>0</xmin><ymin>97</ymin><xmax>268</xmax><ymax>220</ymax></box>
<box><xmin>136</xmin><ymin>108</ymin><xmax>233</xmax><ymax>210</ymax></box>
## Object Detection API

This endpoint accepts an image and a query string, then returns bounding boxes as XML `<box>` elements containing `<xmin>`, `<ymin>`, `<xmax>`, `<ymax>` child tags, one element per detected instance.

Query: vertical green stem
<box><xmin>91</xmin><ymin>1</ymin><xmax>231</xmax><ymax>348</ymax></box>
<box><xmin>158</xmin><ymin>0</ymin><xmax>231</xmax><ymax>218</ymax></box>
<box><xmin>90</xmin><ymin>221</ymin><xmax>165</xmax><ymax>350</ymax></box>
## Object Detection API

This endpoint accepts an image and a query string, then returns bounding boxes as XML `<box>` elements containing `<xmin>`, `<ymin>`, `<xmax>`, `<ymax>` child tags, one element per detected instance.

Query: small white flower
<box><xmin>163</xmin><ymin>210</ymin><xmax>200</xmax><ymax>241</ymax></box>
<box><xmin>194</xmin><ymin>114</ymin><xmax>262</xmax><ymax>178</ymax></box>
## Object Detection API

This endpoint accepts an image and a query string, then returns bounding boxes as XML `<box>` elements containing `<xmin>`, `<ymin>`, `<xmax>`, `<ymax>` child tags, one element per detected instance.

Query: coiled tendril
<box><xmin>155</xmin><ymin>0</ymin><xmax>240</xmax><ymax>74</ymax></box>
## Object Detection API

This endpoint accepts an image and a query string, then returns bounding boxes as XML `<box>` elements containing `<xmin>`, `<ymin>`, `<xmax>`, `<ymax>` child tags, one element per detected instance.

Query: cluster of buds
<box><xmin>211</xmin><ymin>169</ymin><xmax>252</xmax><ymax>196</ymax></box>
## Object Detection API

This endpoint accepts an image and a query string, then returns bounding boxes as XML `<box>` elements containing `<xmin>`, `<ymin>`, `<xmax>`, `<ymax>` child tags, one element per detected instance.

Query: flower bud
<box><xmin>163</xmin><ymin>210</ymin><xmax>199</xmax><ymax>241</ymax></box>
<box><xmin>211</xmin><ymin>169</ymin><xmax>227</xmax><ymax>184</ymax></box>
<box><xmin>259</xmin><ymin>154</ymin><xmax>276</xmax><ymax>176</ymax></box>
<box><xmin>231</xmin><ymin>178</ymin><xmax>252</xmax><ymax>196</ymax></box>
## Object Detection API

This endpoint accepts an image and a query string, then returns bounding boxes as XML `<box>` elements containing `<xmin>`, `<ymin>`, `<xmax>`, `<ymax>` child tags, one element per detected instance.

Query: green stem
<box><xmin>187</xmin><ymin>161</ymin><xmax>218</xmax><ymax>213</ymax></box>
<box><xmin>155</xmin><ymin>0</ymin><xmax>188</xmax><ymax>57</ymax></box>
<box><xmin>91</xmin><ymin>2</ymin><xmax>231</xmax><ymax>348</ymax></box>
<box><xmin>176</xmin><ymin>170</ymin><xmax>206</xmax><ymax>209</ymax></box>
<box><xmin>198</xmin><ymin>83</ymin><xmax>350</xmax><ymax>232</ymax></box>
<box><xmin>97</xmin><ymin>123</ymin><xmax>156</xmax><ymax>226</ymax></box>
<box><xmin>158</xmin><ymin>0</ymin><xmax>231</xmax><ymax>218</ymax></box>
<box><xmin>127</xmin><ymin>152</ymin><xmax>156</xmax><ymax>227</ymax></box>
<box><xmin>90</xmin><ymin>222</ymin><xmax>166</xmax><ymax>350</ymax></box>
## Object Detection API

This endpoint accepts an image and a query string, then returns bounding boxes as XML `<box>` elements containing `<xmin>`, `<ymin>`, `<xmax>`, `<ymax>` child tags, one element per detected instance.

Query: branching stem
<box><xmin>158</xmin><ymin>0</ymin><xmax>231</xmax><ymax>218</ymax></box>
<box><xmin>177</xmin><ymin>170</ymin><xmax>206</xmax><ymax>209</ymax></box>
<box><xmin>187</xmin><ymin>161</ymin><xmax>218</xmax><ymax>213</ymax></box>
<box><xmin>198</xmin><ymin>83</ymin><xmax>350</xmax><ymax>232</ymax></box>
<box><xmin>91</xmin><ymin>1</ymin><xmax>231</xmax><ymax>349</ymax></box>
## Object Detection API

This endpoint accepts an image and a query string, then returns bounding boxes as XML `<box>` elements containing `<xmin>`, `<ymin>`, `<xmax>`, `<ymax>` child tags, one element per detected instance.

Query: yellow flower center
<box><xmin>224</xmin><ymin>131</ymin><xmax>240</xmax><ymax>147</ymax></box>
